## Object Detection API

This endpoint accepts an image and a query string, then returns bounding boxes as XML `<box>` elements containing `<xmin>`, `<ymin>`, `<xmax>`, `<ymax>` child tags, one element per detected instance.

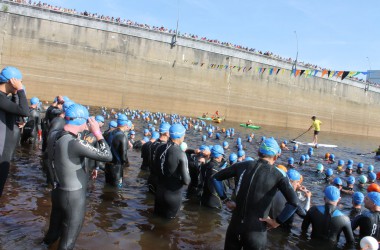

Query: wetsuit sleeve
<box><xmin>213</xmin><ymin>164</ymin><xmax>237</xmax><ymax>181</ymax></box>
<box><xmin>301</xmin><ymin>208</ymin><xmax>312</xmax><ymax>232</ymax></box>
<box><xmin>275</xmin><ymin>176</ymin><xmax>299</xmax><ymax>224</ymax></box>
<box><xmin>0</xmin><ymin>90</ymin><xmax>29</xmax><ymax>116</ymax></box>
<box><xmin>212</xmin><ymin>176</ymin><xmax>226</xmax><ymax>199</ymax></box>
<box><xmin>342</xmin><ymin>217</ymin><xmax>355</xmax><ymax>244</ymax></box>
<box><xmin>295</xmin><ymin>205</ymin><xmax>307</xmax><ymax>218</ymax></box>
<box><xmin>117</xmin><ymin>134</ymin><xmax>129</xmax><ymax>164</ymax></box>
<box><xmin>179</xmin><ymin>152</ymin><xmax>190</xmax><ymax>185</ymax></box>
<box><xmin>72</xmin><ymin>138</ymin><xmax>112</xmax><ymax>162</ymax></box>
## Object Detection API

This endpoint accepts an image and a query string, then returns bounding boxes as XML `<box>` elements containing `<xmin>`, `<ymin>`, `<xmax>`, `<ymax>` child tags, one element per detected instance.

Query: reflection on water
<box><xmin>0</xmin><ymin>117</ymin><xmax>379</xmax><ymax>249</ymax></box>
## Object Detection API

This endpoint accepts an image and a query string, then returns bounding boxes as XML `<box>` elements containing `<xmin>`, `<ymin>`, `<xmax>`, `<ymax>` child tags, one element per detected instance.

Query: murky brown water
<box><xmin>1</xmin><ymin>114</ymin><xmax>379</xmax><ymax>250</ymax></box>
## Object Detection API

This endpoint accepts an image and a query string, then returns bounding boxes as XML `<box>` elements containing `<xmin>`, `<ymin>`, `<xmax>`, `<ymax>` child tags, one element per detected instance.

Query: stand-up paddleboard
<box><xmin>239</xmin><ymin>124</ymin><xmax>261</xmax><ymax>130</ymax></box>
<box><xmin>198</xmin><ymin>117</ymin><xmax>212</xmax><ymax>121</ymax></box>
<box><xmin>292</xmin><ymin>141</ymin><xmax>338</xmax><ymax>148</ymax></box>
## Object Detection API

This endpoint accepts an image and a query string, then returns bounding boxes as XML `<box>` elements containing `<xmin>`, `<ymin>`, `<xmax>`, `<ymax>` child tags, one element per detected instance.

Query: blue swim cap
<box><xmin>237</xmin><ymin>144</ymin><xmax>243</xmax><ymax>151</ymax></box>
<box><xmin>0</xmin><ymin>66</ymin><xmax>22</xmax><ymax>82</ymax></box>
<box><xmin>259</xmin><ymin>138</ymin><xmax>280</xmax><ymax>156</ymax></box>
<box><xmin>348</xmin><ymin>159</ymin><xmax>354</xmax><ymax>165</ymax></box>
<box><xmin>368</xmin><ymin>192</ymin><xmax>380</xmax><ymax>206</ymax></box>
<box><xmin>117</xmin><ymin>114</ymin><xmax>129</xmax><ymax>126</ymax></box>
<box><xmin>325</xmin><ymin>168</ymin><xmax>333</xmax><ymax>177</ymax></box>
<box><xmin>261</xmin><ymin>136</ymin><xmax>266</xmax><ymax>142</ymax></box>
<box><xmin>288</xmin><ymin>157</ymin><xmax>294</xmax><ymax>165</ymax></box>
<box><xmin>143</xmin><ymin>137</ymin><xmax>150</xmax><ymax>142</ymax></box>
<box><xmin>283</xmin><ymin>140</ymin><xmax>288</xmax><ymax>145</ymax></box>
<box><xmin>109</xmin><ymin>120</ymin><xmax>117</xmax><ymax>128</ymax></box>
<box><xmin>223</xmin><ymin>141</ymin><xmax>229</xmax><ymax>148</ymax></box>
<box><xmin>229</xmin><ymin>153</ymin><xmax>237</xmax><ymax>163</ymax></box>
<box><xmin>237</xmin><ymin>138</ymin><xmax>242</xmax><ymax>144</ymax></box>
<box><xmin>369</xmin><ymin>172</ymin><xmax>376</xmax><ymax>181</ymax></box>
<box><xmin>329</xmin><ymin>154</ymin><xmax>335</xmax><ymax>160</ymax></box>
<box><xmin>237</xmin><ymin>150</ymin><xmax>245</xmax><ymax>158</ymax></box>
<box><xmin>352</xmin><ymin>192</ymin><xmax>364</xmax><ymax>205</ymax></box>
<box><xmin>357</xmin><ymin>162</ymin><xmax>364</xmax><ymax>168</ymax></box>
<box><xmin>144</xmin><ymin>129</ymin><xmax>149</xmax><ymax>134</ymax></box>
<box><xmin>30</xmin><ymin>97</ymin><xmax>39</xmax><ymax>105</ymax></box>
<box><xmin>129</xmin><ymin>130</ymin><xmax>136</xmax><ymax>135</ymax></box>
<box><xmin>308</xmin><ymin>147</ymin><xmax>313</xmax><ymax>152</ymax></box>
<box><xmin>287</xmin><ymin>169</ymin><xmax>301</xmax><ymax>181</ymax></box>
<box><xmin>63</xmin><ymin>100</ymin><xmax>75</xmax><ymax>112</ymax></box>
<box><xmin>317</xmin><ymin>163</ymin><xmax>324</xmax><ymax>172</ymax></box>
<box><xmin>151</xmin><ymin>131</ymin><xmax>160</xmax><ymax>140</ymax></box>
<box><xmin>211</xmin><ymin>145</ymin><xmax>224</xmax><ymax>158</ymax></box>
<box><xmin>305</xmin><ymin>155</ymin><xmax>310</xmax><ymax>161</ymax></box>
<box><xmin>358</xmin><ymin>175</ymin><xmax>368</xmax><ymax>184</ymax></box>
<box><xmin>347</xmin><ymin>164</ymin><xmax>353</xmax><ymax>170</ymax></box>
<box><xmin>216</xmin><ymin>133</ymin><xmax>221</xmax><ymax>139</ymax></box>
<box><xmin>333</xmin><ymin>177</ymin><xmax>342</xmax><ymax>186</ymax></box>
<box><xmin>324</xmin><ymin>186</ymin><xmax>340</xmax><ymax>202</ymax></box>
<box><xmin>202</xmin><ymin>135</ymin><xmax>207</xmax><ymax>141</ymax></box>
<box><xmin>95</xmin><ymin>115</ymin><xmax>105</xmax><ymax>123</ymax></box>
<box><xmin>347</xmin><ymin>176</ymin><xmax>355</xmax><ymax>185</ymax></box>
<box><xmin>245</xmin><ymin>157</ymin><xmax>254</xmax><ymax>161</ymax></box>
<box><xmin>159</xmin><ymin>122</ymin><xmax>171</xmax><ymax>133</ymax></box>
<box><xmin>300</xmin><ymin>155</ymin><xmax>306</xmax><ymax>161</ymax></box>
<box><xmin>169</xmin><ymin>124</ymin><xmax>186</xmax><ymax>139</ymax></box>
<box><xmin>199</xmin><ymin>145</ymin><xmax>210</xmax><ymax>152</ymax></box>
<box><xmin>150</xmin><ymin>127</ymin><xmax>156</xmax><ymax>133</ymax></box>
<box><xmin>368</xmin><ymin>165</ymin><xmax>374</xmax><ymax>172</ymax></box>
<box><xmin>338</xmin><ymin>159</ymin><xmax>344</xmax><ymax>166</ymax></box>
<box><xmin>65</xmin><ymin>104</ymin><xmax>89</xmax><ymax>125</ymax></box>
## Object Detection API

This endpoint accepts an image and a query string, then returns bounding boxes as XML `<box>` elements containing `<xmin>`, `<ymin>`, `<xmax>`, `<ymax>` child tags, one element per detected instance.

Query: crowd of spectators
<box><xmin>8</xmin><ymin>0</ymin><xmax>376</xmax><ymax>87</ymax></box>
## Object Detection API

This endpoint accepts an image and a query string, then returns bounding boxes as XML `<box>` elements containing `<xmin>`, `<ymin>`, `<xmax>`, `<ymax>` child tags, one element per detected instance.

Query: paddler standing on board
<box><xmin>308</xmin><ymin>116</ymin><xmax>322</xmax><ymax>145</ymax></box>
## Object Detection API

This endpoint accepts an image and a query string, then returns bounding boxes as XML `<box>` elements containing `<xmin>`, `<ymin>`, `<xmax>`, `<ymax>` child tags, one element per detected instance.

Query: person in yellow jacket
<box><xmin>308</xmin><ymin>116</ymin><xmax>322</xmax><ymax>145</ymax></box>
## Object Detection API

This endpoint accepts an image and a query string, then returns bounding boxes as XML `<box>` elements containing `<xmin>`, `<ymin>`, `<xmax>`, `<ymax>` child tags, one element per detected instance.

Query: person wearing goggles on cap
<box><xmin>199</xmin><ymin>145</ymin><xmax>228</xmax><ymax>209</ymax></box>
<box><xmin>215</xmin><ymin>137</ymin><xmax>299</xmax><ymax>250</ymax></box>
<box><xmin>352</xmin><ymin>192</ymin><xmax>380</xmax><ymax>241</ymax></box>
<box><xmin>153</xmin><ymin>124</ymin><xmax>190</xmax><ymax>219</ymax></box>
<box><xmin>43</xmin><ymin>103</ymin><xmax>112</xmax><ymax>250</ymax></box>
<box><xmin>302</xmin><ymin>186</ymin><xmax>354</xmax><ymax>246</ymax></box>
<box><xmin>270</xmin><ymin>169</ymin><xmax>312</xmax><ymax>230</ymax></box>
<box><xmin>0</xmin><ymin>66</ymin><xmax>29</xmax><ymax>197</ymax></box>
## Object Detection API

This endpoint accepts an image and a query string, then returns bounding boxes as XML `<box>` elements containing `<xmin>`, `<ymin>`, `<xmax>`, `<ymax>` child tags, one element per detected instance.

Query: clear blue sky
<box><xmin>46</xmin><ymin>0</ymin><xmax>379</xmax><ymax>72</ymax></box>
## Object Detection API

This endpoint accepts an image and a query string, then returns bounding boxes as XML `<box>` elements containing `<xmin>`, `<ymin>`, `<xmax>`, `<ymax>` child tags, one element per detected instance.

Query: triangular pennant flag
<box><xmin>295</xmin><ymin>70</ymin><xmax>301</xmax><ymax>77</ymax></box>
<box><xmin>238</xmin><ymin>67</ymin><xmax>242</xmax><ymax>72</ymax></box>
<box><xmin>269</xmin><ymin>68</ymin><xmax>274</xmax><ymax>75</ymax></box>
<box><xmin>328</xmin><ymin>70</ymin><xmax>333</xmax><ymax>78</ymax></box>
<box><xmin>258</xmin><ymin>68</ymin><xmax>262</xmax><ymax>74</ymax></box>
<box><xmin>313</xmin><ymin>70</ymin><xmax>319</xmax><ymax>76</ymax></box>
<box><xmin>291</xmin><ymin>69</ymin><xmax>296</xmax><ymax>76</ymax></box>
<box><xmin>262</xmin><ymin>68</ymin><xmax>267</xmax><ymax>74</ymax></box>
<box><xmin>300</xmin><ymin>70</ymin><xmax>305</xmax><ymax>76</ymax></box>
<box><xmin>248</xmin><ymin>67</ymin><xmax>252</xmax><ymax>71</ymax></box>
<box><xmin>225</xmin><ymin>65</ymin><xmax>228</xmax><ymax>69</ymax></box>
<box><xmin>321</xmin><ymin>70</ymin><xmax>328</xmax><ymax>78</ymax></box>
<box><xmin>341</xmin><ymin>71</ymin><xmax>350</xmax><ymax>80</ymax></box>
<box><xmin>201</xmin><ymin>63</ymin><xmax>204</xmax><ymax>67</ymax></box>
<box><xmin>337</xmin><ymin>71</ymin><xmax>343</xmax><ymax>78</ymax></box>
<box><xmin>361</xmin><ymin>72</ymin><xmax>368</xmax><ymax>75</ymax></box>
<box><xmin>332</xmin><ymin>71</ymin><xmax>338</xmax><ymax>77</ymax></box>
<box><xmin>276</xmin><ymin>68</ymin><xmax>281</xmax><ymax>75</ymax></box>
<box><xmin>243</xmin><ymin>67</ymin><xmax>246</xmax><ymax>72</ymax></box>
<box><xmin>352</xmin><ymin>72</ymin><xmax>361</xmax><ymax>77</ymax></box>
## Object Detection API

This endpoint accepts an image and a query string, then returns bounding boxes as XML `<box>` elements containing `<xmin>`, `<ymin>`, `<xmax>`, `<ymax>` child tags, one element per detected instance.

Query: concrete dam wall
<box><xmin>0</xmin><ymin>1</ymin><xmax>379</xmax><ymax>137</ymax></box>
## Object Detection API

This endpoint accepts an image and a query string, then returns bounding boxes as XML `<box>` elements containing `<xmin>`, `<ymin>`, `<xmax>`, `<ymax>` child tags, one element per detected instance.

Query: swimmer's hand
<box><xmin>259</xmin><ymin>217</ymin><xmax>280</xmax><ymax>229</ymax></box>
<box><xmin>225</xmin><ymin>201</ymin><xmax>236</xmax><ymax>211</ymax></box>
<box><xmin>9</xmin><ymin>78</ymin><xmax>23</xmax><ymax>92</ymax></box>
<box><xmin>91</xmin><ymin>170</ymin><xmax>98</xmax><ymax>179</ymax></box>
<box><xmin>87</xmin><ymin>117</ymin><xmax>103</xmax><ymax>140</ymax></box>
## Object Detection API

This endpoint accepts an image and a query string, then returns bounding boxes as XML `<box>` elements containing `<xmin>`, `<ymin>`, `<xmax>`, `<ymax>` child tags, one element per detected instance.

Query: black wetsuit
<box><xmin>215</xmin><ymin>158</ymin><xmax>299</xmax><ymax>250</ymax></box>
<box><xmin>0</xmin><ymin>90</ymin><xmax>29</xmax><ymax>197</ymax></box>
<box><xmin>213</xmin><ymin>161</ymin><xmax>249</xmax><ymax>200</ymax></box>
<box><xmin>43</xmin><ymin>131</ymin><xmax>112</xmax><ymax>250</ymax></box>
<box><xmin>349</xmin><ymin>207</ymin><xmax>362</xmax><ymax>221</ymax></box>
<box><xmin>82</xmin><ymin>131</ymin><xmax>99</xmax><ymax>174</ymax></box>
<box><xmin>199</xmin><ymin>159</ymin><xmax>228</xmax><ymax>208</ymax></box>
<box><xmin>42</xmin><ymin>105</ymin><xmax>62</xmax><ymax>152</ymax></box>
<box><xmin>154</xmin><ymin>141</ymin><xmax>190</xmax><ymax>218</ymax></box>
<box><xmin>184</xmin><ymin>149</ymin><xmax>203</xmax><ymax>196</ymax></box>
<box><xmin>148</xmin><ymin>138</ymin><xmax>166</xmax><ymax>193</ymax></box>
<box><xmin>141</xmin><ymin>140</ymin><xmax>153</xmax><ymax>170</ymax></box>
<box><xmin>302</xmin><ymin>204</ymin><xmax>355</xmax><ymax>245</ymax></box>
<box><xmin>106</xmin><ymin>128</ymin><xmax>129</xmax><ymax>187</ymax></box>
<box><xmin>21</xmin><ymin>107</ymin><xmax>41</xmax><ymax>144</ymax></box>
<box><xmin>351</xmin><ymin>210</ymin><xmax>380</xmax><ymax>241</ymax></box>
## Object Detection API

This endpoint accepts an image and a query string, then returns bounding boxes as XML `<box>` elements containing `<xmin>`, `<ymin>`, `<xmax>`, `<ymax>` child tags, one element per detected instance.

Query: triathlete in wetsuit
<box><xmin>0</xmin><ymin>66</ymin><xmax>28</xmax><ymax>197</ymax></box>
<box><xmin>42</xmin><ymin>96</ymin><xmax>64</xmax><ymax>152</ymax></box>
<box><xmin>140</xmin><ymin>131</ymin><xmax>159</xmax><ymax>170</ymax></box>
<box><xmin>352</xmin><ymin>192</ymin><xmax>380</xmax><ymax>241</ymax></box>
<box><xmin>154</xmin><ymin>124</ymin><xmax>190</xmax><ymax>218</ymax></box>
<box><xmin>21</xmin><ymin>97</ymin><xmax>42</xmax><ymax>144</ymax></box>
<box><xmin>147</xmin><ymin>122</ymin><xmax>170</xmax><ymax>193</ymax></box>
<box><xmin>185</xmin><ymin>145</ymin><xmax>210</xmax><ymax>197</ymax></box>
<box><xmin>269</xmin><ymin>169</ymin><xmax>311</xmax><ymax>230</ymax></box>
<box><xmin>302</xmin><ymin>186</ymin><xmax>354</xmax><ymax>246</ymax></box>
<box><xmin>349</xmin><ymin>192</ymin><xmax>364</xmax><ymax>220</ymax></box>
<box><xmin>219</xmin><ymin>138</ymin><xmax>299</xmax><ymax>250</ymax></box>
<box><xmin>105</xmin><ymin>114</ymin><xmax>131</xmax><ymax>187</ymax></box>
<box><xmin>103</xmin><ymin>120</ymin><xmax>117</xmax><ymax>143</ymax></box>
<box><xmin>199</xmin><ymin>145</ymin><xmax>228</xmax><ymax>208</ymax></box>
<box><xmin>43</xmin><ymin>104</ymin><xmax>112</xmax><ymax>250</ymax></box>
